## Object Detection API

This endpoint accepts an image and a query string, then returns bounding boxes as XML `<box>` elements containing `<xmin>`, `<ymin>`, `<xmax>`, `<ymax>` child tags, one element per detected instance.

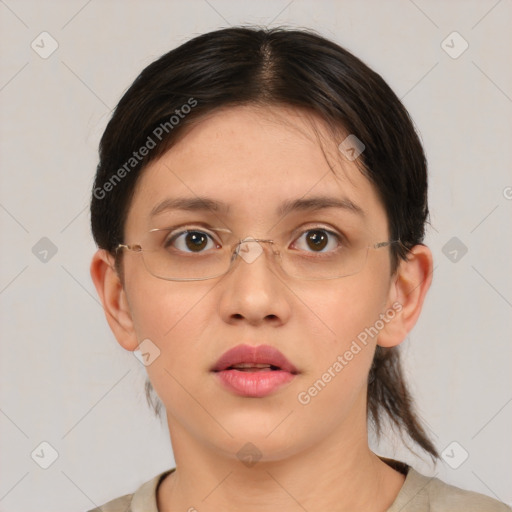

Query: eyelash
<box><xmin>162</xmin><ymin>225</ymin><xmax>346</xmax><ymax>253</ymax></box>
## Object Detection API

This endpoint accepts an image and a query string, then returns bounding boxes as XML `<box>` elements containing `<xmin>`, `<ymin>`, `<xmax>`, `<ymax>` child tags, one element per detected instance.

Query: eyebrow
<box><xmin>277</xmin><ymin>196</ymin><xmax>365</xmax><ymax>218</ymax></box>
<box><xmin>150</xmin><ymin>197</ymin><xmax>229</xmax><ymax>217</ymax></box>
<box><xmin>150</xmin><ymin>195</ymin><xmax>365</xmax><ymax>218</ymax></box>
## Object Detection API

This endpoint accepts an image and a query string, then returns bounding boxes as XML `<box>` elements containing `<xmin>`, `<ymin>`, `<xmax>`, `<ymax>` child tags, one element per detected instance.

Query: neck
<box><xmin>157</xmin><ymin>407</ymin><xmax>406</xmax><ymax>512</ymax></box>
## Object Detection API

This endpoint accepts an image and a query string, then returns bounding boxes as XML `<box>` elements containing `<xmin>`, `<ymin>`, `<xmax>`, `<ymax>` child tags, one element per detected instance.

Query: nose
<box><xmin>217</xmin><ymin>238</ymin><xmax>292</xmax><ymax>327</ymax></box>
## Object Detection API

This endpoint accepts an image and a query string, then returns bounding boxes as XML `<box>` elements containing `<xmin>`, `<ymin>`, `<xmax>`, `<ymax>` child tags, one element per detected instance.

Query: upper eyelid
<box><xmin>150</xmin><ymin>225</ymin><xmax>231</xmax><ymax>235</ymax></box>
<box><xmin>289</xmin><ymin>224</ymin><xmax>347</xmax><ymax>245</ymax></box>
<box><xmin>152</xmin><ymin>225</ymin><xmax>230</xmax><ymax>243</ymax></box>
<box><xmin>290</xmin><ymin>223</ymin><xmax>343</xmax><ymax>236</ymax></box>
<box><xmin>291</xmin><ymin>227</ymin><xmax>345</xmax><ymax>248</ymax></box>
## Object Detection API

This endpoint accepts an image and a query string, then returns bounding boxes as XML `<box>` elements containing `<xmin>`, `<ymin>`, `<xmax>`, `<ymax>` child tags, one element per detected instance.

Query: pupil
<box><xmin>185</xmin><ymin>232</ymin><xmax>207</xmax><ymax>251</ymax></box>
<box><xmin>307</xmin><ymin>230</ymin><xmax>327</xmax><ymax>251</ymax></box>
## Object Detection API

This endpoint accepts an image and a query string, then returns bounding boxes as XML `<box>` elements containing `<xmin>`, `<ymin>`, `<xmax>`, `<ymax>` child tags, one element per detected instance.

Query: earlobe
<box><xmin>90</xmin><ymin>249</ymin><xmax>139</xmax><ymax>352</ymax></box>
<box><xmin>377</xmin><ymin>244</ymin><xmax>433</xmax><ymax>348</ymax></box>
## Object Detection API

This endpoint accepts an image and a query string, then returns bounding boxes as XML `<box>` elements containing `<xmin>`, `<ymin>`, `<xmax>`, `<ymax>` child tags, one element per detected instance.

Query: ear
<box><xmin>377</xmin><ymin>244</ymin><xmax>433</xmax><ymax>348</ymax></box>
<box><xmin>90</xmin><ymin>249</ymin><xmax>139</xmax><ymax>352</ymax></box>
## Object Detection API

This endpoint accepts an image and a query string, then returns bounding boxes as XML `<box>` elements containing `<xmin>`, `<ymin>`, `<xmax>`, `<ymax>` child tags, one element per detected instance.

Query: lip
<box><xmin>211</xmin><ymin>344</ymin><xmax>298</xmax><ymax>398</ymax></box>
<box><xmin>211</xmin><ymin>344</ymin><xmax>298</xmax><ymax>373</ymax></box>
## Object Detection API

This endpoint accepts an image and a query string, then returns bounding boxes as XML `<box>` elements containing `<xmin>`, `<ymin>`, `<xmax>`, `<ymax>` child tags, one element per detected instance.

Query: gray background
<box><xmin>1</xmin><ymin>0</ymin><xmax>511</xmax><ymax>510</ymax></box>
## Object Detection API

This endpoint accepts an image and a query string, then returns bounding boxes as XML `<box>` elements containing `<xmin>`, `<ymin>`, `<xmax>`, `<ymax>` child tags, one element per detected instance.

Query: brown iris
<box><xmin>306</xmin><ymin>230</ymin><xmax>328</xmax><ymax>251</ymax></box>
<box><xmin>185</xmin><ymin>231</ymin><xmax>209</xmax><ymax>252</ymax></box>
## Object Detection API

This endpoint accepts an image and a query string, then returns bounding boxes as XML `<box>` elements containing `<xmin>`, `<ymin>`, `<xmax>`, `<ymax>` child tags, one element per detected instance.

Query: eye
<box><xmin>165</xmin><ymin>230</ymin><xmax>219</xmax><ymax>253</ymax></box>
<box><xmin>292</xmin><ymin>228</ymin><xmax>342</xmax><ymax>253</ymax></box>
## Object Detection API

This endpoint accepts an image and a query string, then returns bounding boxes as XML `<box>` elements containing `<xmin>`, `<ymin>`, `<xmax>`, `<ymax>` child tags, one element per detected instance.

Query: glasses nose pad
<box><xmin>236</xmin><ymin>237</ymin><xmax>265</xmax><ymax>264</ymax></box>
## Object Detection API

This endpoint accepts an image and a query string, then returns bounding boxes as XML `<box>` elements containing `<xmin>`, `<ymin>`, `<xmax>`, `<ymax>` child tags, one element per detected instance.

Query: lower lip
<box><xmin>214</xmin><ymin>369</ymin><xmax>296</xmax><ymax>397</ymax></box>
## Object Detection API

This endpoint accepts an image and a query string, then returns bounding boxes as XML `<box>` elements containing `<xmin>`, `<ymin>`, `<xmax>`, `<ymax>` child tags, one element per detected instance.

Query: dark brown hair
<box><xmin>90</xmin><ymin>26</ymin><xmax>438</xmax><ymax>460</ymax></box>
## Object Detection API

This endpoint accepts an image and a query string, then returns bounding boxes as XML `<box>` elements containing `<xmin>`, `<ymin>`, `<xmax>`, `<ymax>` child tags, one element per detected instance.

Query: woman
<box><xmin>89</xmin><ymin>27</ymin><xmax>509</xmax><ymax>511</ymax></box>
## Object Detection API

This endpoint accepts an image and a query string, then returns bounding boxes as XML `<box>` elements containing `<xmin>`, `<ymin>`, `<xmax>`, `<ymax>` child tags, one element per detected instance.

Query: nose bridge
<box><xmin>235</xmin><ymin>237</ymin><xmax>277</xmax><ymax>267</ymax></box>
<box><xmin>219</xmin><ymin>236</ymin><xmax>290</xmax><ymax>326</ymax></box>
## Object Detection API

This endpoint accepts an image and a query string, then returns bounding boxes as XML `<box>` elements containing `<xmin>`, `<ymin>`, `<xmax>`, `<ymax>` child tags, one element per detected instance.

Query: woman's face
<box><xmin>118</xmin><ymin>105</ymin><xmax>398</xmax><ymax>461</ymax></box>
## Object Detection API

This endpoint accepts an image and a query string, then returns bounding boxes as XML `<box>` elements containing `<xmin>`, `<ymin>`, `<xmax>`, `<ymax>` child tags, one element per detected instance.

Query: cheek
<box><xmin>125</xmin><ymin>279</ymin><xmax>228</xmax><ymax>445</ymax></box>
<box><xmin>126</xmin><ymin>279</ymin><xmax>218</xmax><ymax>423</ymax></box>
<box><xmin>291</xmin><ymin>279</ymin><xmax>388</xmax><ymax>425</ymax></box>
<box><xmin>295</xmin><ymin>274</ymin><xmax>389</xmax><ymax>351</ymax></box>
<box><xmin>125</xmin><ymin>272</ymin><xmax>216</xmax><ymax>369</ymax></box>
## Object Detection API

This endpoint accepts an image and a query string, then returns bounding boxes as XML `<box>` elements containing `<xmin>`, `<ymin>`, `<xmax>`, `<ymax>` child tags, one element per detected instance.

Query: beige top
<box><xmin>89</xmin><ymin>459</ymin><xmax>510</xmax><ymax>512</ymax></box>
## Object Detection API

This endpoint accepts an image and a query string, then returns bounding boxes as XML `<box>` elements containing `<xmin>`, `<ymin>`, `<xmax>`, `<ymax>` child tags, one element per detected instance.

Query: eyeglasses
<box><xmin>115</xmin><ymin>225</ymin><xmax>401</xmax><ymax>281</ymax></box>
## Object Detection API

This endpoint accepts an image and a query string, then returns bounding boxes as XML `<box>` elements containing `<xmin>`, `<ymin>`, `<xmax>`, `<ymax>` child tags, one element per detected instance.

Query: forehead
<box><xmin>125</xmin><ymin>105</ymin><xmax>388</xmax><ymax>236</ymax></box>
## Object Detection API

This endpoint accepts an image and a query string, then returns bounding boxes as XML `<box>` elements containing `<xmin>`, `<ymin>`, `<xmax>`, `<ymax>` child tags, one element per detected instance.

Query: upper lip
<box><xmin>211</xmin><ymin>344</ymin><xmax>298</xmax><ymax>373</ymax></box>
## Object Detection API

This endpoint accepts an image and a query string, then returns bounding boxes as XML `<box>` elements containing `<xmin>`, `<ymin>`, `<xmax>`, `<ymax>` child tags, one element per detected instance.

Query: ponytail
<box><xmin>368</xmin><ymin>346</ymin><xmax>439</xmax><ymax>460</ymax></box>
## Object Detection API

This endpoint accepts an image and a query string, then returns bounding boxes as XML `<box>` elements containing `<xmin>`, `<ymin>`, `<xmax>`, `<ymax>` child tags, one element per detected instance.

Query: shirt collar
<box><xmin>130</xmin><ymin>468</ymin><xmax>175</xmax><ymax>512</ymax></box>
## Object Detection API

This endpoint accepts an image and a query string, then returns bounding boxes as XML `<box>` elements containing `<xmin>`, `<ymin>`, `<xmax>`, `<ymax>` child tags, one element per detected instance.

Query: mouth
<box><xmin>211</xmin><ymin>344</ymin><xmax>298</xmax><ymax>374</ymax></box>
<box><xmin>224</xmin><ymin>363</ymin><xmax>282</xmax><ymax>372</ymax></box>
<box><xmin>211</xmin><ymin>344</ymin><xmax>298</xmax><ymax>397</ymax></box>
